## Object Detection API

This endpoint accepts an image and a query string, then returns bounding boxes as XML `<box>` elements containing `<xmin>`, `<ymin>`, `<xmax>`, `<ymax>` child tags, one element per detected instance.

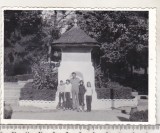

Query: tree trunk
<box><xmin>144</xmin><ymin>67</ymin><xmax>148</xmax><ymax>75</ymax></box>
<box><xmin>48</xmin><ymin>44</ymin><xmax>51</xmax><ymax>63</ymax></box>
<box><xmin>130</xmin><ymin>65</ymin><xmax>133</xmax><ymax>76</ymax></box>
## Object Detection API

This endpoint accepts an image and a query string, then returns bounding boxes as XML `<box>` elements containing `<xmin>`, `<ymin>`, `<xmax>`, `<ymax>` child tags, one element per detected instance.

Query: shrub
<box><xmin>4</xmin><ymin>103</ymin><xmax>13</xmax><ymax>119</ymax></box>
<box><xmin>32</xmin><ymin>62</ymin><xmax>58</xmax><ymax>90</ymax></box>
<box><xmin>4</xmin><ymin>76</ymin><xmax>18</xmax><ymax>82</ymax></box>
<box><xmin>19</xmin><ymin>57</ymin><xmax>58</xmax><ymax>101</ymax></box>
<box><xmin>129</xmin><ymin>110</ymin><xmax>148</xmax><ymax>122</ymax></box>
<box><xmin>16</xmin><ymin>74</ymin><xmax>33</xmax><ymax>81</ymax></box>
<box><xmin>112</xmin><ymin>87</ymin><xmax>132</xmax><ymax>99</ymax></box>
<box><xmin>19</xmin><ymin>82</ymin><xmax>57</xmax><ymax>101</ymax></box>
<box><xmin>96</xmin><ymin>88</ymin><xmax>110</xmax><ymax>99</ymax></box>
<box><xmin>96</xmin><ymin>82</ymin><xmax>132</xmax><ymax>99</ymax></box>
<box><xmin>4</xmin><ymin>74</ymin><xmax>33</xmax><ymax>82</ymax></box>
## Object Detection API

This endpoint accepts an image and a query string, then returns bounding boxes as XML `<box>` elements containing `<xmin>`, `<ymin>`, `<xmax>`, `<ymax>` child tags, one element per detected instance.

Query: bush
<box><xmin>16</xmin><ymin>74</ymin><xmax>33</xmax><ymax>81</ymax></box>
<box><xmin>112</xmin><ymin>87</ymin><xmax>132</xmax><ymax>99</ymax></box>
<box><xmin>4</xmin><ymin>103</ymin><xmax>13</xmax><ymax>119</ymax></box>
<box><xmin>96</xmin><ymin>82</ymin><xmax>132</xmax><ymax>99</ymax></box>
<box><xmin>32</xmin><ymin>62</ymin><xmax>58</xmax><ymax>90</ymax></box>
<box><xmin>19</xmin><ymin>82</ymin><xmax>57</xmax><ymax>101</ymax></box>
<box><xmin>113</xmin><ymin>73</ymin><xmax>148</xmax><ymax>95</ymax></box>
<box><xmin>96</xmin><ymin>88</ymin><xmax>110</xmax><ymax>99</ymax></box>
<box><xmin>129</xmin><ymin>110</ymin><xmax>148</xmax><ymax>122</ymax></box>
<box><xmin>4</xmin><ymin>74</ymin><xmax>33</xmax><ymax>82</ymax></box>
<box><xmin>4</xmin><ymin>76</ymin><xmax>18</xmax><ymax>82</ymax></box>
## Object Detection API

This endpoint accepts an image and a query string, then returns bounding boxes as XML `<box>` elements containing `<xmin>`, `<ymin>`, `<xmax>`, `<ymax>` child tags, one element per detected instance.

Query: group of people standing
<box><xmin>57</xmin><ymin>72</ymin><xmax>93</xmax><ymax>112</ymax></box>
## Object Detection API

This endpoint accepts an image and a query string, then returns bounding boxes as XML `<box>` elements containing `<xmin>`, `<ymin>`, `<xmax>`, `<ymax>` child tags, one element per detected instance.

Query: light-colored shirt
<box><xmin>70</xmin><ymin>77</ymin><xmax>80</xmax><ymax>91</ymax></box>
<box><xmin>85</xmin><ymin>87</ymin><xmax>93</xmax><ymax>96</ymax></box>
<box><xmin>65</xmin><ymin>84</ymin><xmax>72</xmax><ymax>93</ymax></box>
<box><xmin>57</xmin><ymin>84</ymin><xmax>65</xmax><ymax>93</ymax></box>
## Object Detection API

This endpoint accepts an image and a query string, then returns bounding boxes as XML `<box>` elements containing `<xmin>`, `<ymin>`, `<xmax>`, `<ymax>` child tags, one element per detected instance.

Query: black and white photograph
<box><xmin>1</xmin><ymin>8</ymin><xmax>156</xmax><ymax>124</ymax></box>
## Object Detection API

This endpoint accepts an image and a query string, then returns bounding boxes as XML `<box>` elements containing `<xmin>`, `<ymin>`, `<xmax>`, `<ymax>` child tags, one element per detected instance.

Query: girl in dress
<box><xmin>85</xmin><ymin>81</ymin><xmax>93</xmax><ymax>112</ymax></box>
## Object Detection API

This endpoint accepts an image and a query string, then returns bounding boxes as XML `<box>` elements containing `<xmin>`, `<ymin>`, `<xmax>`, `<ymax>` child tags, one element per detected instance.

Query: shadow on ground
<box><xmin>117</xmin><ymin>116</ymin><xmax>129</xmax><ymax>121</ymax></box>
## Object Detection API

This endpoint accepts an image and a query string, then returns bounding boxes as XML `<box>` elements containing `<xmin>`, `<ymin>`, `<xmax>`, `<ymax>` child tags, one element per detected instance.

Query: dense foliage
<box><xmin>4</xmin><ymin>10</ymin><xmax>42</xmax><ymax>76</ymax></box>
<box><xmin>4</xmin><ymin>10</ymin><xmax>148</xmax><ymax>93</ymax></box>
<box><xmin>76</xmin><ymin>11</ymin><xmax>148</xmax><ymax>76</ymax></box>
<box><xmin>96</xmin><ymin>82</ymin><xmax>132</xmax><ymax>99</ymax></box>
<box><xmin>32</xmin><ymin>61</ymin><xmax>58</xmax><ymax>90</ymax></box>
<box><xmin>129</xmin><ymin>110</ymin><xmax>148</xmax><ymax>122</ymax></box>
<box><xmin>20</xmin><ymin>82</ymin><xmax>57</xmax><ymax>101</ymax></box>
<box><xmin>4</xmin><ymin>74</ymin><xmax>33</xmax><ymax>82</ymax></box>
<box><xmin>4</xmin><ymin>103</ymin><xmax>13</xmax><ymax>119</ymax></box>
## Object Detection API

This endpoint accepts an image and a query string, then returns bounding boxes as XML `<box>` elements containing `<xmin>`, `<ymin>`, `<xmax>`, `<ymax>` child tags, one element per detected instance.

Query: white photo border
<box><xmin>0</xmin><ymin>7</ymin><xmax>156</xmax><ymax>125</ymax></box>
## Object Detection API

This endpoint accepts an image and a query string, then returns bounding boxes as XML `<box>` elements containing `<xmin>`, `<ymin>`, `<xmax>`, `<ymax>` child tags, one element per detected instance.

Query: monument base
<box><xmin>19</xmin><ymin>95</ymin><xmax>138</xmax><ymax>110</ymax></box>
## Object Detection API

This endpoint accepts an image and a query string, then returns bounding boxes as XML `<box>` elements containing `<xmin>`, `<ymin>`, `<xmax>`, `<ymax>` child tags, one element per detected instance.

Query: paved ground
<box><xmin>12</xmin><ymin>109</ymin><xmax>129</xmax><ymax>121</ymax></box>
<box><xmin>11</xmin><ymin>99</ymin><xmax>147</xmax><ymax>121</ymax></box>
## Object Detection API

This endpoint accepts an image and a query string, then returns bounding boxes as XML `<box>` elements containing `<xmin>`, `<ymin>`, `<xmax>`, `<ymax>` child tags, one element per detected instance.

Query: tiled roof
<box><xmin>53</xmin><ymin>26</ymin><xmax>98</xmax><ymax>45</ymax></box>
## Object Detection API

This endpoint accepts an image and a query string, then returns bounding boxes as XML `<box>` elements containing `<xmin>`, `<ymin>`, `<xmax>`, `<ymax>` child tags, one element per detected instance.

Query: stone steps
<box><xmin>4</xmin><ymin>82</ymin><xmax>24</xmax><ymax>106</ymax></box>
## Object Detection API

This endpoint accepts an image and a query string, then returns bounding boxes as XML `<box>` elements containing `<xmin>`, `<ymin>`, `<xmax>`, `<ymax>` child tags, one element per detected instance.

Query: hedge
<box><xmin>4</xmin><ymin>74</ymin><xmax>33</xmax><ymax>82</ymax></box>
<box><xmin>96</xmin><ymin>88</ymin><xmax>110</xmax><ymax>99</ymax></box>
<box><xmin>112</xmin><ymin>87</ymin><xmax>132</xmax><ymax>99</ymax></box>
<box><xmin>4</xmin><ymin>76</ymin><xmax>18</xmax><ymax>82</ymax></box>
<box><xmin>16</xmin><ymin>74</ymin><xmax>33</xmax><ymax>81</ymax></box>
<box><xmin>96</xmin><ymin>82</ymin><xmax>132</xmax><ymax>99</ymax></box>
<box><xmin>19</xmin><ymin>82</ymin><xmax>57</xmax><ymax>101</ymax></box>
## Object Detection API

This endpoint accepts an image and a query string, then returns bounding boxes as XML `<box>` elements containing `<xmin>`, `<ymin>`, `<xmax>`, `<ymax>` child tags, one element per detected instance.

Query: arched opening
<box><xmin>69</xmin><ymin>71</ymin><xmax>84</xmax><ymax>80</ymax></box>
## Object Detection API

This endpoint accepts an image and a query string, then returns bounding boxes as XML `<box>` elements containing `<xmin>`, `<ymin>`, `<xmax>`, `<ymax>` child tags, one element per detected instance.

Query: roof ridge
<box><xmin>53</xmin><ymin>25</ymin><xmax>98</xmax><ymax>44</ymax></box>
<box><xmin>61</xmin><ymin>25</ymin><xmax>80</xmax><ymax>36</ymax></box>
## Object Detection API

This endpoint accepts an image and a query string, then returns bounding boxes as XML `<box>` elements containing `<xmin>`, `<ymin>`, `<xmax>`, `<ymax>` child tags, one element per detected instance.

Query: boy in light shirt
<box><xmin>65</xmin><ymin>79</ymin><xmax>72</xmax><ymax>110</ymax></box>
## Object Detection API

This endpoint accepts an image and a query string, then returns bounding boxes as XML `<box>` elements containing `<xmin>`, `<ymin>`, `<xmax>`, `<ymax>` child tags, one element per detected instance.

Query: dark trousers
<box><xmin>65</xmin><ymin>92</ymin><xmax>71</xmax><ymax>109</ymax></box>
<box><xmin>86</xmin><ymin>95</ymin><xmax>92</xmax><ymax>111</ymax></box>
<box><xmin>59</xmin><ymin>92</ymin><xmax>64</xmax><ymax>107</ymax></box>
<box><xmin>79</xmin><ymin>93</ymin><xmax>85</xmax><ymax>106</ymax></box>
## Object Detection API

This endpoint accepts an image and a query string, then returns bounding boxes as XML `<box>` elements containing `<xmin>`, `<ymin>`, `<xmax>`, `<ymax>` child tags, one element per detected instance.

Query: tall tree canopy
<box><xmin>4</xmin><ymin>10</ymin><xmax>148</xmax><ymax>76</ymax></box>
<box><xmin>76</xmin><ymin>11</ymin><xmax>148</xmax><ymax>75</ymax></box>
<box><xmin>4</xmin><ymin>10</ymin><xmax>42</xmax><ymax>75</ymax></box>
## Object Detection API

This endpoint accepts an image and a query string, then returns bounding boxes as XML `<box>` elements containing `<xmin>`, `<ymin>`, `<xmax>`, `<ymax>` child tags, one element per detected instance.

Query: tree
<box><xmin>76</xmin><ymin>11</ymin><xmax>148</xmax><ymax>78</ymax></box>
<box><xmin>4</xmin><ymin>10</ymin><xmax>42</xmax><ymax>75</ymax></box>
<box><xmin>40</xmin><ymin>10</ymin><xmax>76</xmax><ymax>62</ymax></box>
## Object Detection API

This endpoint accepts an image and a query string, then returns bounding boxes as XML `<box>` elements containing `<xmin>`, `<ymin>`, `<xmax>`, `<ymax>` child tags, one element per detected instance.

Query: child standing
<box><xmin>85</xmin><ymin>82</ymin><xmax>93</xmax><ymax>112</ymax></box>
<box><xmin>57</xmin><ymin>80</ymin><xmax>65</xmax><ymax>109</ymax></box>
<box><xmin>65</xmin><ymin>79</ymin><xmax>72</xmax><ymax>110</ymax></box>
<box><xmin>78</xmin><ymin>80</ymin><xmax>86</xmax><ymax>111</ymax></box>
